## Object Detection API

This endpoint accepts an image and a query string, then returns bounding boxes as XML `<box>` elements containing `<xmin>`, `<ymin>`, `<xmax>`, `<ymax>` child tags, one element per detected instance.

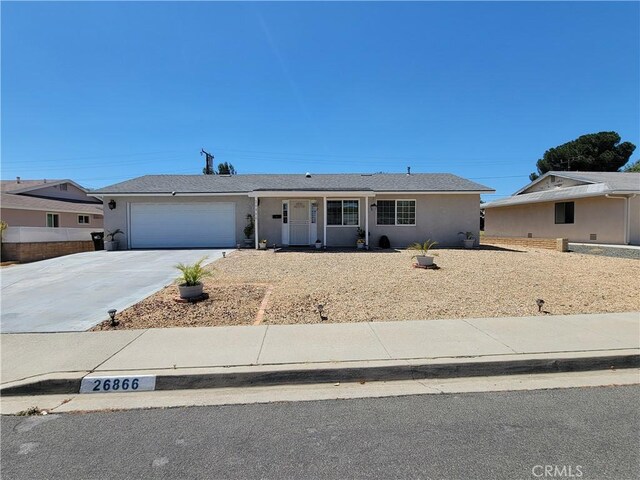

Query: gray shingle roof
<box><xmin>93</xmin><ymin>173</ymin><xmax>494</xmax><ymax>195</ymax></box>
<box><xmin>0</xmin><ymin>193</ymin><xmax>104</xmax><ymax>215</ymax></box>
<box><xmin>484</xmin><ymin>172</ymin><xmax>640</xmax><ymax>209</ymax></box>
<box><xmin>515</xmin><ymin>171</ymin><xmax>640</xmax><ymax>195</ymax></box>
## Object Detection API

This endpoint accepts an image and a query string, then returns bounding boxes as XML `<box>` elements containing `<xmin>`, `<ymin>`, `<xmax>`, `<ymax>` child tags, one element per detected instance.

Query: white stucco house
<box><xmin>92</xmin><ymin>172</ymin><xmax>493</xmax><ymax>249</ymax></box>
<box><xmin>483</xmin><ymin>171</ymin><xmax>640</xmax><ymax>245</ymax></box>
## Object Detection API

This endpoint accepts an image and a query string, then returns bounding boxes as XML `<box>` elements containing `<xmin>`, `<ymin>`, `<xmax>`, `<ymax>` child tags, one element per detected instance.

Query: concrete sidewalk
<box><xmin>1</xmin><ymin>312</ymin><xmax>638</xmax><ymax>394</ymax></box>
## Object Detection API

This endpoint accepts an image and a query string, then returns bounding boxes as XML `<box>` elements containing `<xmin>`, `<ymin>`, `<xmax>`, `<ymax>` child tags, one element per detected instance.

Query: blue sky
<box><xmin>2</xmin><ymin>1</ymin><xmax>639</xmax><ymax>199</ymax></box>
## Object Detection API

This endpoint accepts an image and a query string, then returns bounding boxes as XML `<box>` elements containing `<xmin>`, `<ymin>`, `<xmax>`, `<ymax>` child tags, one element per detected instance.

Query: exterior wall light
<box><xmin>108</xmin><ymin>200</ymin><xmax>117</xmax><ymax>210</ymax></box>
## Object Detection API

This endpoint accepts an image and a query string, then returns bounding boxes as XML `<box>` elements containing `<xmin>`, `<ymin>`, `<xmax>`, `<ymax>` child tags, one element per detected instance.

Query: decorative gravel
<box><xmin>94</xmin><ymin>246</ymin><xmax>640</xmax><ymax>329</ymax></box>
<box><xmin>92</xmin><ymin>280</ymin><xmax>267</xmax><ymax>330</ymax></box>
<box><xmin>568</xmin><ymin>244</ymin><xmax>640</xmax><ymax>260</ymax></box>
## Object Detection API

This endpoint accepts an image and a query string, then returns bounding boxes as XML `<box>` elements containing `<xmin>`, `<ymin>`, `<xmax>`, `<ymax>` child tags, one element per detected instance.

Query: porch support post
<box><xmin>323</xmin><ymin>196</ymin><xmax>327</xmax><ymax>248</ymax></box>
<box><xmin>254</xmin><ymin>196</ymin><xmax>259</xmax><ymax>250</ymax></box>
<box><xmin>365</xmin><ymin>195</ymin><xmax>369</xmax><ymax>249</ymax></box>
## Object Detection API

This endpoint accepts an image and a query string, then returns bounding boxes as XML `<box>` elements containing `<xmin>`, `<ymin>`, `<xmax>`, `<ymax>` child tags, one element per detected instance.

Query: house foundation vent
<box><xmin>590</xmin><ymin>234</ymin><xmax>597</xmax><ymax>241</ymax></box>
<box><xmin>527</xmin><ymin>233</ymin><xmax>533</xmax><ymax>238</ymax></box>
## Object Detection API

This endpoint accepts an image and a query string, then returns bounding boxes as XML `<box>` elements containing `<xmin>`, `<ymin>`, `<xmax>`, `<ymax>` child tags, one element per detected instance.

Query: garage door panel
<box><xmin>130</xmin><ymin>203</ymin><xmax>235</xmax><ymax>248</ymax></box>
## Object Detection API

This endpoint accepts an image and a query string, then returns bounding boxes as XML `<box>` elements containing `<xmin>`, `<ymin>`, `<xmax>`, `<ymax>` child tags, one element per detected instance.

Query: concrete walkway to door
<box><xmin>0</xmin><ymin>250</ymin><xmax>227</xmax><ymax>333</ymax></box>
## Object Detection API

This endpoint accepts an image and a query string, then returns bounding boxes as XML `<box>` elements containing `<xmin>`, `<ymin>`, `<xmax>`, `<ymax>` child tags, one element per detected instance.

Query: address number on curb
<box><xmin>79</xmin><ymin>375</ymin><xmax>156</xmax><ymax>394</ymax></box>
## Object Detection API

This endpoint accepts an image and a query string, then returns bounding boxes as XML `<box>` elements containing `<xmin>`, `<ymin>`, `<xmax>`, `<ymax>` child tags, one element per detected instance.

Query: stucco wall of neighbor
<box><xmin>26</xmin><ymin>183</ymin><xmax>100</xmax><ymax>203</ymax></box>
<box><xmin>0</xmin><ymin>208</ymin><xmax>103</xmax><ymax>228</ymax></box>
<box><xmin>628</xmin><ymin>196</ymin><xmax>640</xmax><ymax>245</ymax></box>
<box><xmin>523</xmin><ymin>176</ymin><xmax>585</xmax><ymax>194</ymax></box>
<box><xmin>484</xmin><ymin>196</ymin><xmax>627</xmax><ymax>244</ymax></box>
<box><xmin>102</xmin><ymin>195</ymin><xmax>252</xmax><ymax>249</ymax></box>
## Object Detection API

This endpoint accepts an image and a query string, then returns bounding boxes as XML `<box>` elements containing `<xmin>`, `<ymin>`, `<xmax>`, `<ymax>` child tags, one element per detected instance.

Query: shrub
<box><xmin>408</xmin><ymin>239</ymin><xmax>439</xmax><ymax>257</ymax></box>
<box><xmin>175</xmin><ymin>257</ymin><xmax>212</xmax><ymax>286</ymax></box>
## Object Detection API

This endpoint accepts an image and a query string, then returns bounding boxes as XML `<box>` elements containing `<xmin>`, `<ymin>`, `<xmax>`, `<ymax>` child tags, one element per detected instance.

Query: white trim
<box><xmin>8</xmin><ymin>179</ymin><xmax>90</xmax><ymax>196</ymax></box>
<box><xmin>281</xmin><ymin>200</ymin><xmax>290</xmax><ymax>245</ymax></box>
<box><xmin>249</xmin><ymin>191</ymin><xmax>370</xmax><ymax>198</ymax></box>
<box><xmin>254</xmin><ymin>197</ymin><xmax>259</xmax><ymax>249</ymax></box>
<box><xmin>364</xmin><ymin>195</ymin><xmax>369</xmax><ymax>247</ymax></box>
<box><xmin>375</xmin><ymin>199</ymin><xmax>417</xmax><ymax>226</ymax></box>
<box><xmin>373</xmin><ymin>190</ymin><xmax>491</xmax><ymax>195</ymax></box>
<box><xmin>326</xmin><ymin>199</ymin><xmax>360</xmax><ymax>227</ymax></box>
<box><xmin>96</xmin><ymin>190</ymin><xmax>492</xmax><ymax>198</ymax></box>
<box><xmin>483</xmin><ymin>191</ymin><xmax>637</xmax><ymax>209</ymax></box>
<box><xmin>94</xmin><ymin>192</ymin><xmax>249</xmax><ymax>198</ymax></box>
<box><xmin>77</xmin><ymin>214</ymin><xmax>91</xmax><ymax>225</ymax></box>
<box><xmin>323</xmin><ymin>196</ymin><xmax>327</xmax><ymax>245</ymax></box>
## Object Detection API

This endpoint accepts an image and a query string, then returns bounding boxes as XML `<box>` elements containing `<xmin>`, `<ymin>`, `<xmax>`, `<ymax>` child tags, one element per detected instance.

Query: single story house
<box><xmin>1</xmin><ymin>178</ymin><xmax>103</xmax><ymax>229</ymax></box>
<box><xmin>1</xmin><ymin>178</ymin><xmax>104</xmax><ymax>262</ymax></box>
<box><xmin>92</xmin><ymin>173</ymin><xmax>493</xmax><ymax>249</ymax></box>
<box><xmin>483</xmin><ymin>171</ymin><xmax>640</xmax><ymax>245</ymax></box>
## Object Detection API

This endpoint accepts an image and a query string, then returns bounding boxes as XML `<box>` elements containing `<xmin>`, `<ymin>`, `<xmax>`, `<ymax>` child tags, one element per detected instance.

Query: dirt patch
<box><xmin>94</xmin><ymin>246</ymin><xmax>640</xmax><ymax>328</ymax></box>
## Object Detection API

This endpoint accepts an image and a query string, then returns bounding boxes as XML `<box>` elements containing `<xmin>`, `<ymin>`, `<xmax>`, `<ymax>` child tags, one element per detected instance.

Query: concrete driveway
<box><xmin>0</xmin><ymin>250</ymin><xmax>228</xmax><ymax>333</ymax></box>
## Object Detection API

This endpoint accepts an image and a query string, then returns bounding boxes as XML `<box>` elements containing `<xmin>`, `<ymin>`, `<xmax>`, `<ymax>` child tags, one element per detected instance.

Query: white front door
<box><xmin>289</xmin><ymin>200</ymin><xmax>310</xmax><ymax>245</ymax></box>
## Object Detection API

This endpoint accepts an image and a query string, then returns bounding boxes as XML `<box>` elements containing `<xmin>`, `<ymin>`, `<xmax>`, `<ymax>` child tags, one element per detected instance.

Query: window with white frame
<box><xmin>46</xmin><ymin>213</ymin><xmax>60</xmax><ymax>228</ymax></box>
<box><xmin>327</xmin><ymin>200</ymin><xmax>359</xmax><ymax>226</ymax></box>
<box><xmin>376</xmin><ymin>200</ymin><xmax>416</xmax><ymax>226</ymax></box>
<box><xmin>78</xmin><ymin>215</ymin><xmax>90</xmax><ymax>224</ymax></box>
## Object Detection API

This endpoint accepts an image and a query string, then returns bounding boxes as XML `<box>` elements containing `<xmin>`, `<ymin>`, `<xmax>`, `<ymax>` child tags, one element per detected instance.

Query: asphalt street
<box><xmin>1</xmin><ymin>385</ymin><xmax>638</xmax><ymax>479</ymax></box>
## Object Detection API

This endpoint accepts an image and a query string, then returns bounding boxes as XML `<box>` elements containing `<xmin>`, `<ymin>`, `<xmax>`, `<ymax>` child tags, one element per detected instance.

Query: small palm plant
<box><xmin>175</xmin><ymin>256</ymin><xmax>211</xmax><ymax>286</ymax></box>
<box><xmin>408</xmin><ymin>239</ymin><xmax>438</xmax><ymax>257</ymax></box>
<box><xmin>408</xmin><ymin>239</ymin><xmax>438</xmax><ymax>267</ymax></box>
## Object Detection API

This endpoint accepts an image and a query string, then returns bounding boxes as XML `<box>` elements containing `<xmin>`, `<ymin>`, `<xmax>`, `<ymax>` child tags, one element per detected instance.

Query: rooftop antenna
<box><xmin>201</xmin><ymin>149</ymin><xmax>215</xmax><ymax>175</ymax></box>
<box><xmin>407</xmin><ymin>166</ymin><xmax>411</xmax><ymax>175</ymax></box>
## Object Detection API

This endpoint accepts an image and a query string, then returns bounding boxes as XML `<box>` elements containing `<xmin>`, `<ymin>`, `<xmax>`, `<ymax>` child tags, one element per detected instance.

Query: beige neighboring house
<box><xmin>483</xmin><ymin>171</ymin><xmax>640</xmax><ymax>245</ymax></box>
<box><xmin>1</xmin><ymin>178</ymin><xmax>104</xmax><ymax>262</ymax></box>
<box><xmin>92</xmin><ymin>172</ymin><xmax>493</xmax><ymax>249</ymax></box>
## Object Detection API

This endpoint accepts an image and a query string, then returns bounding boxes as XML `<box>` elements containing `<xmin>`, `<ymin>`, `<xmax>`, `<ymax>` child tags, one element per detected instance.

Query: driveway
<box><xmin>0</xmin><ymin>250</ymin><xmax>227</xmax><ymax>333</ymax></box>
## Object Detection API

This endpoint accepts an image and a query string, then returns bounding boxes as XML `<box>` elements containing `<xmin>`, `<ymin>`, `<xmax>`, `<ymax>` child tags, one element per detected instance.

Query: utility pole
<box><xmin>201</xmin><ymin>149</ymin><xmax>215</xmax><ymax>175</ymax></box>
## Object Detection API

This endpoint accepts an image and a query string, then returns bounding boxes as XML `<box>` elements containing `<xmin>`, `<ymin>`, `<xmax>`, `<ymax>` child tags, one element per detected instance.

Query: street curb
<box><xmin>2</xmin><ymin>353</ymin><xmax>638</xmax><ymax>397</ymax></box>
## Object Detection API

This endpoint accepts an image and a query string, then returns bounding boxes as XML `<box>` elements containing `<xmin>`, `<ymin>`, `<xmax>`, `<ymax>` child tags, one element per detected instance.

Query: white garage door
<box><xmin>130</xmin><ymin>203</ymin><xmax>236</xmax><ymax>248</ymax></box>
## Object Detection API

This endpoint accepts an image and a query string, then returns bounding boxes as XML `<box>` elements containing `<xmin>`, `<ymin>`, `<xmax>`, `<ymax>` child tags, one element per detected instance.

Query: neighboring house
<box><xmin>1</xmin><ymin>178</ymin><xmax>104</xmax><ymax>262</ymax></box>
<box><xmin>483</xmin><ymin>171</ymin><xmax>640</xmax><ymax>245</ymax></box>
<box><xmin>92</xmin><ymin>172</ymin><xmax>493</xmax><ymax>249</ymax></box>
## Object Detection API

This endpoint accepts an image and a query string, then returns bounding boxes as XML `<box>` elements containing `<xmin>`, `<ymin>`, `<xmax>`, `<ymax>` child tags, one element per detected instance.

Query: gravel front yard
<box><xmin>95</xmin><ymin>245</ymin><xmax>640</xmax><ymax>329</ymax></box>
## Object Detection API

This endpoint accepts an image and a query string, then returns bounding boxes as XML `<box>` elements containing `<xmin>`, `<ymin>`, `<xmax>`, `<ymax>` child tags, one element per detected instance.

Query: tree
<box><xmin>216</xmin><ymin>162</ymin><xmax>236</xmax><ymax>175</ymax></box>
<box><xmin>529</xmin><ymin>131</ymin><xmax>636</xmax><ymax>181</ymax></box>
<box><xmin>622</xmin><ymin>159</ymin><xmax>640</xmax><ymax>172</ymax></box>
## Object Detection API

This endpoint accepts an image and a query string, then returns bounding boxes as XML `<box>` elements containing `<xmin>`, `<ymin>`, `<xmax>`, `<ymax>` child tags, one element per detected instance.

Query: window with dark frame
<box><xmin>46</xmin><ymin>213</ymin><xmax>59</xmax><ymax>228</ymax></box>
<box><xmin>327</xmin><ymin>200</ymin><xmax>359</xmax><ymax>226</ymax></box>
<box><xmin>555</xmin><ymin>202</ymin><xmax>574</xmax><ymax>224</ymax></box>
<box><xmin>376</xmin><ymin>200</ymin><xmax>416</xmax><ymax>225</ymax></box>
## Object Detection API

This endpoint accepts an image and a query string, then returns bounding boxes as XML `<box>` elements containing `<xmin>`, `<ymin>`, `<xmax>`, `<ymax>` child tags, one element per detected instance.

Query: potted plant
<box><xmin>315</xmin><ymin>239</ymin><xmax>322</xmax><ymax>249</ymax></box>
<box><xmin>409</xmin><ymin>239</ymin><xmax>439</xmax><ymax>267</ymax></box>
<box><xmin>104</xmin><ymin>229</ymin><xmax>123</xmax><ymax>251</ymax></box>
<box><xmin>175</xmin><ymin>256</ymin><xmax>211</xmax><ymax>299</ymax></box>
<box><xmin>458</xmin><ymin>231</ymin><xmax>475</xmax><ymax>249</ymax></box>
<box><xmin>356</xmin><ymin>227</ymin><xmax>366</xmax><ymax>250</ymax></box>
<box><xmin>258</xmin><ymin>239</ymin><xmax>268</xmax><ymax>250</ymax></box>
<box><xmin>243</xmin><ymin>214</ymin><xmax>254</xmax><ymax>247</ymax></box>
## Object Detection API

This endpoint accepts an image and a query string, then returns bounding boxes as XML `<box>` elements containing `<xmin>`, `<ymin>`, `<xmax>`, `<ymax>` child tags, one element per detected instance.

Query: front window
<box><xmin>78</xmin><ymin>215</ymin><xmax>90</xmax><ymax>224</ymax></box>
<box><xmin>555</xmin><ymin>202</ymin><xmax>574</xmax><ymax>224</ymax></box>
<box><xmin>327</xmin><ymin>200</ymin><xmax>359</xmax><ymax>226</ymax></box>
<box><xmin>46</xmin><ymin>213</ymin><xmax>59</xmax><ymax>228</ymax></box>
<box><xmin>376</xmin><ymin>200</ymin><xmax>416</xmax><ymax>226</ymax></box>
